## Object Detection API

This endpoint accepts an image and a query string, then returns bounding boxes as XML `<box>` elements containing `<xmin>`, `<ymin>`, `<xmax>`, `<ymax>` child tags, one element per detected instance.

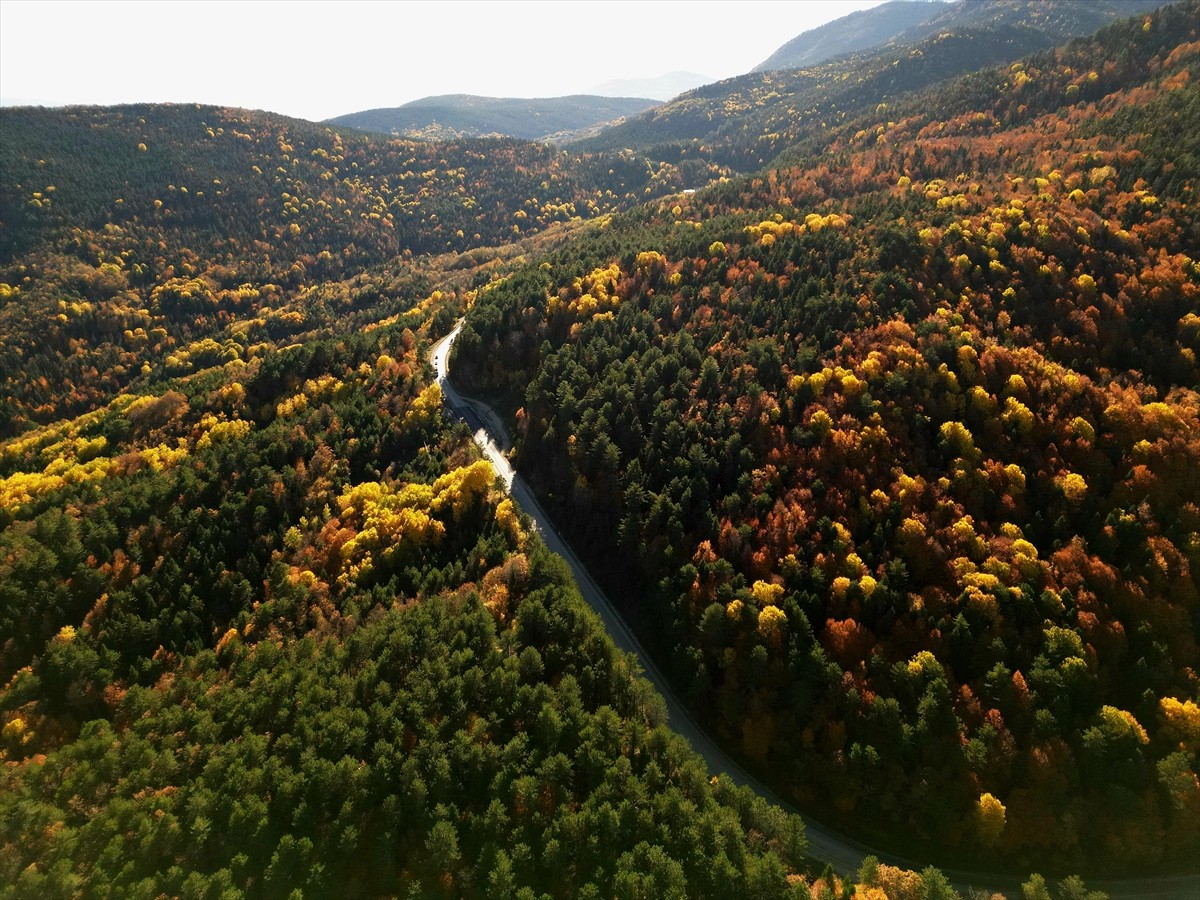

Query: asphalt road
<box><xmin>429</xmin><ymin>324</ymin><xmax>1200</xmax><ymax>899</ymax></box>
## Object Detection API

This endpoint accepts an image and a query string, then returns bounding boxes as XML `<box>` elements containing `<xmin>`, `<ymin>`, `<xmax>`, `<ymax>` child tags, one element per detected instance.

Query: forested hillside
<box><xmin>587</xmin><ymin>0</ymin><xmax>1169</xmax><ymax>171</ymax></box>
<box><xmin>455</xmin><ymin>2</ymin><xmax>1200</xmax><ymax>873</ymax></box>
<box><xmin>0</xmin><ymin>104</ymin><xmax>702</xmax><ymax>438</ymax></box>
<box><xmin>752</xmin><ymin>0</ymin><xmax>945</xmax><ymax>73</ymax></box>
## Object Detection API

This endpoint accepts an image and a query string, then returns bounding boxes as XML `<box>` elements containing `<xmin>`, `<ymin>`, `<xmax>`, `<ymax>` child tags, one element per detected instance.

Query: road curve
<box><xmin>429</xmin><ymin>324</ymin><xmax>1200</xmax><ymax>900</ymax></box>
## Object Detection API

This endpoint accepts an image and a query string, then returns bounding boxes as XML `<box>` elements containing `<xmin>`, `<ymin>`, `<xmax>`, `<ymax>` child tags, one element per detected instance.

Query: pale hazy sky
<box><xmin>0</xmin><ymin>0</ymin><xmax>887</xmax><ymax>120</ymax></box>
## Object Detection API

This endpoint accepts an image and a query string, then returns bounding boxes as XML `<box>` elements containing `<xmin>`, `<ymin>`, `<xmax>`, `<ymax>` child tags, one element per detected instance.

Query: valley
<box><xmin>2</xmin><ymin>1</ymin><xmax>1199</xmax><ymax>896</ymax></box>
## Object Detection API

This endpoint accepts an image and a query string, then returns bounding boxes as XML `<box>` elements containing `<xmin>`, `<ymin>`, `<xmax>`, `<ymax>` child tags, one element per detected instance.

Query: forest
<box><xmin>0</xmin><ymin>103</ymin><xmax>708</xmax><ymax>438</ymax></box>
<box><xmin>0</xmin><ymin>62</ymin><xmax>870</xmax><ymax>900</ymax></box>
<box><xmin>0</xmin><ymin>297</ymin><xmax>818</xmax><ymax>896</ymax></box>
<box><xmin>2</xmin><ymin>1</ymin><xmax>1198</xmax><ymax>897</ymax></box>
<box><xmin>454</xmin><ymin>2</ymin><xmax>1200</xmax><ymax>875</ymax></box>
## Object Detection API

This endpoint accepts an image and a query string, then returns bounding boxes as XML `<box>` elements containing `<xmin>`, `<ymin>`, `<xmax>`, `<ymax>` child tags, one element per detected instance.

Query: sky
<box><xmin>0</xmin><ymin>0</ymin><xmax>888</xmax><ymax>121</ymax></box>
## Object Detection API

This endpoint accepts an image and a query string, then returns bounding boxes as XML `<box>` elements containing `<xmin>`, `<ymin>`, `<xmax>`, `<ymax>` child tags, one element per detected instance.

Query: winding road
<box><xmin>430</xmin><ymin>325</ymin><xmax>1199</xmax><ymax>900</ymax></box>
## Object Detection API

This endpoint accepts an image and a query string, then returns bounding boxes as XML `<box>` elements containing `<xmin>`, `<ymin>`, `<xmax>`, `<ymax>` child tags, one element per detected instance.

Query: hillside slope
<box><xmin>0</xmin><ymin>96</ymin><xmax>820</xmax><ymax>897</ymax></box>
<box><xmin>908</xmin><ymin>0</ymin><xmax>1169</xmax><ymax>40</ymax></box>
<box><xmin>753</xmin><ymin>0</ymin><xmax>944</xmax><ymax>73</ymax></box>
<box><xmin>0</xmin><ymin>265</ymin><xmax>818</xmax><ymax>896</ymax></box>
<box><xmin>591</xmin><ymin>0</ymin><xmax>1172</xmax><ymax>170</ymax></box>
<box><xmin>0</xmin><ymin>103</ymin><xmax>695</xmax><ymax>436</ymax></box>
<box><xmin>756</xmin><ymin>0</ymin><xmax>1168</xmax><ymax>74</ymax></box>
<box><xmin>456</xmin><ymin>1</ymin><xmax>1200</xmax><ymax>873</ymax></box>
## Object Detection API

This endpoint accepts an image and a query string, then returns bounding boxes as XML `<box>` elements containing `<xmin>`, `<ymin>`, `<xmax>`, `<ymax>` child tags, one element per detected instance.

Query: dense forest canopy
<box><xmin>0</xmin><ymin>299</ymin><xmax>814</xmax><ymax>896</ymax></box>
<box><xmin>0</xmin><ymin>88</ymin><xmax>822</xmax><ymax>900</ymax></box>
<box><xmin>455</xmin><ymin>1</ymin><xmax>1200</xmax><ymax>874</ymax></box>
<box><xmin>0</xmin><ymin>103</ymin><xmax>711</xmax><ymax>437</ymax></box>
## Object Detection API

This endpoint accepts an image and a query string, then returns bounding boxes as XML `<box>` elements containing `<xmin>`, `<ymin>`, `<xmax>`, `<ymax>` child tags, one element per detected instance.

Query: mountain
<box><xmin>589</xmin><ymin>71</ymin><xmax>713</xmax><ymax>102</ymax></box>
<box><xmin>753</xmin><ymin>0</ymin><xmax>946</xmax><ymax>73</ymax></box>
<box><xmin>590</xmin><ymin>0</ymin><xmax>1174</xmax><ymax>170</ymax></box>
<box><xmin>326</xmin><ymin>94</ymin><xmax>659</xmax><ymax>143</ymax></box>
<box><xmin>756</xmin><ymin>0</ymin><xmax>1168</xmax><ymax>74</ymax></box>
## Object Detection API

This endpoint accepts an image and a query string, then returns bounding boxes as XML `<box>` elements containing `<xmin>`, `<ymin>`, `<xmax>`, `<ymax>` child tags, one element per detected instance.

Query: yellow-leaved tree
<box><xmin>975</xmin><ymin>792</ymin><xmax>1007</xmax><ymax>846</ymax></box>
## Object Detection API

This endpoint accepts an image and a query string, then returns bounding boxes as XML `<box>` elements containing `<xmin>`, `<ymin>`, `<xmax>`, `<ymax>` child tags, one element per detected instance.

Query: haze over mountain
<box><xmin>3</xmin><ymin>1</ymin><xmax>887</xmax><ymax>122</ymax></box>
<box><xmin>589</xmin><ymin>71</ymin><xmax>713</xmax><ymax>102</ymax></box>
<box><xmin>327</xmin><ymin>94</ymin><xmax>659</xmax><ymax>143</ymax></box>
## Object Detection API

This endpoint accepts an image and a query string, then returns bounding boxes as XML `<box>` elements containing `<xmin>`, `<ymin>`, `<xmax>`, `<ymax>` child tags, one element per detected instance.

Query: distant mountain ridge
<box><xmin>755</xmin><ymin>0</ymin><xmax>1168</xmax><ymax>73</ymax></box>
<box><xmin>585</xmin><ymin>0</ymin><xmax>1175</xmax><ymax>169</ymax></box>
<box><xmin>327</xmin><ymin>94</ymin><xmax>659</xmax><ymax>143</ymax></box>
<box><xmin>753</xmin><ymin>0</ymin><xmax>946</xmax><ymax>73</ymax></box>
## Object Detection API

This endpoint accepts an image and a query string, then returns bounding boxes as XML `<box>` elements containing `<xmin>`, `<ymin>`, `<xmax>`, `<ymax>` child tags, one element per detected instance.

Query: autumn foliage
<box><xmin>458</xmin><ymin>3</ymin><xmax>1200</xmax><ymax>871</ymax></box>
